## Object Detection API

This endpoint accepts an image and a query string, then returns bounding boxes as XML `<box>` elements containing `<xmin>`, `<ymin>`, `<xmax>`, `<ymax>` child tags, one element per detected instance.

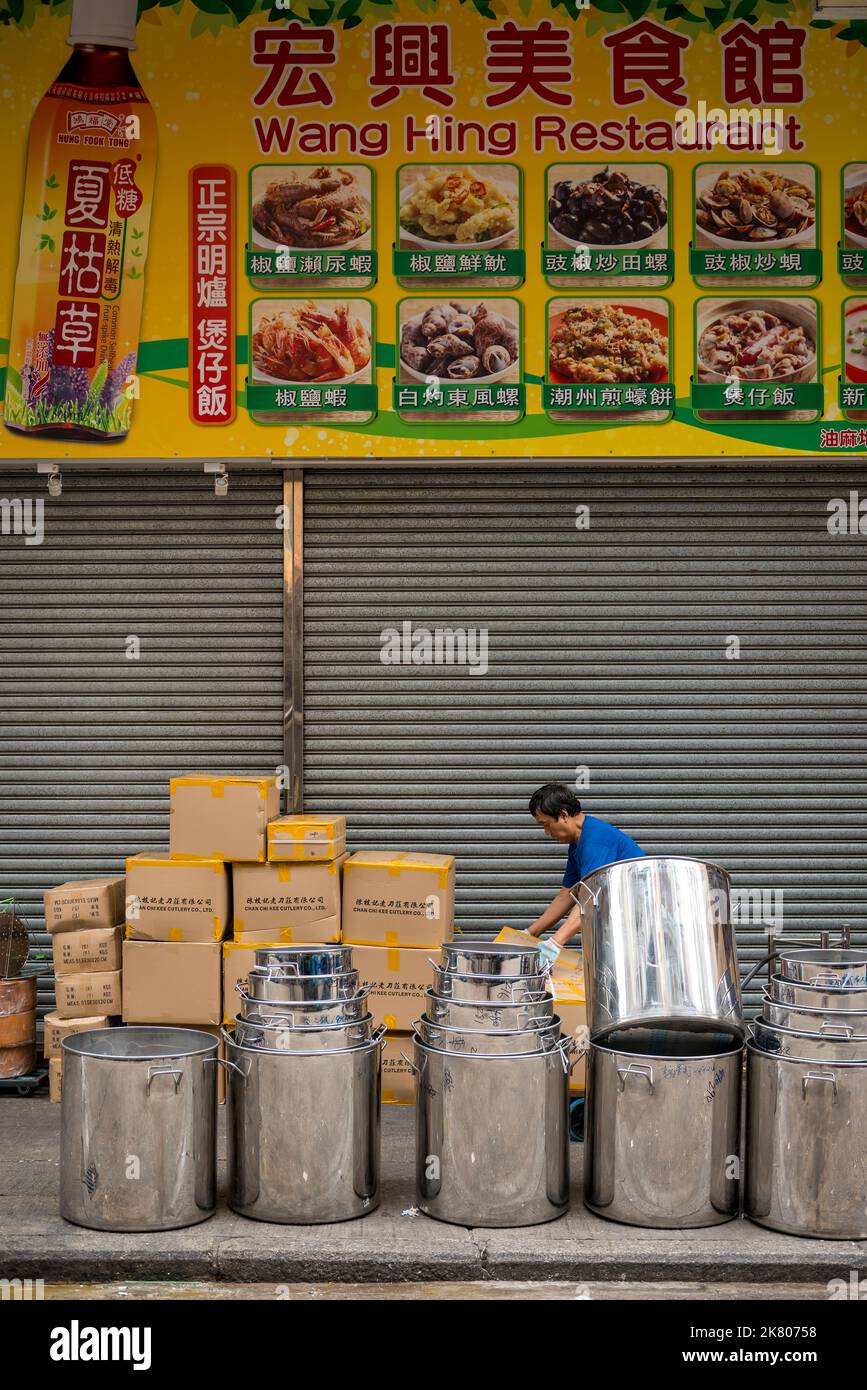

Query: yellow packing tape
<box><xmin>168</xmin><ymin>927</ymin><xmax>182</xmax><ymax>942</ymax></box>
<box><xmin>384</xmin><ymin>1013</ymin><xmax>397</xmax><ymax>1029</ymax></box>
<box><xmin>127</xmin><ymin>855</ymin><xmax>224</xmax><ymax>872</ymax></box>
<box><xmin>277</xmin><ymin>866</ymin><xmax>293</xmax><ymax>882</ymax></box>
<box><xmin>387</xmin><ymin>946</ymin><xmax>400</xmax><ymax>971</ymax></box>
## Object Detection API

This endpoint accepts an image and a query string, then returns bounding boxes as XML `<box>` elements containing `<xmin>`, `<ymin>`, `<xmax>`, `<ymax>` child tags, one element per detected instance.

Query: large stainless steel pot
<box><xmin>778</xmin><ymin>948</ymin><xmax>867</xmax><ymax>990</ymax></box>
<box><xmin>751</xmin><ymin>1019</ymin><xmax>867</xmax><ymax>1062</ymax></box>
<box><xmin>584</xmin><ymin>1032</ymin><xmax>742</xmax><ymax>1228</ymax></box>
<box><xmin>232</xmin><ymin>1014</ymin><xmax>380</xmax><ymax>1052</ymax></box>
<box><xmin>424</xmin><ymin>988</ymin><xmax>554</xmax><ymax>1031</ymax></box>
<box><xmin>60</xmin><ymin>1027</ymin><xmax>218</xmax><ymax>1232</ymax></box>
<box><xmin>576</xmin><ymin>855</ymin><xmax>742</xmax><ymax>1040</ymax></box>
<box><xmin>245</xmin><ymin>966</ymin><xmax>359</xmax><ymax>1002</ymax></box>
<box><xmin>235</xmin><ymin>986</ymin><xmax>370</xmax><ymax>1025</ymax></box>
<box><xmin>767</xmin><ymin>973</ymin><xmax>867</xmax><ymax>1013</ymax></box>
<box><xmin>439</xmin><ymin>942</ymin><xmax>543</xmax><ymax>977</ymax></box>
<box><xmin>746</xmin><ymin>1043</ymin><xmax>867</xmax><ymax>1239</ymax></box>
<box><xmin>253</xmin><ymin>945</ymin><xmax>354</xmax><ymax>975</ymax></box>
<box><xmin>761</xmin><ymin>996</ymin><xmax>867</xmax><ymax>1038</ymax></box>
<box><xmin>430</xmin><ymin>961</ymin><xmax>547</xmax><ymax>1003</ymax></box>
<box><xmin>225</xmin><ymin>1030</ymin><xmax>382</xmax><ymax>1224</ymax></box>
<box><xmin>412</xmin><ymin>1037</ymin><xmax>572</xmax><ymax>1227</ymax></box>
<box><xmin>414</xmin><ymin>1013</ymin><xmax>568</xmax><ymax>1056</ymax></box>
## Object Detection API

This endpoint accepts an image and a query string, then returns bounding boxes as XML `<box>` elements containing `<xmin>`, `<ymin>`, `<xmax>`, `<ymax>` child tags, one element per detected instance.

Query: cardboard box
<box><xmin>550</xmin><ymin>966</ymin><xmax>587</xmax><ymax>1096</ymax></box>
<box><xmin>52</xmin><ymin>927</ymin><xmax>122</xmax><ymax>977</ymax></box>
<box><xmin>43</xmin><ymin>1011</ymin><xmax>111</xmax><ymax>1060</ymax></box>
<box><xmin>169</xmin><ymin>774</ymin><xmax>280</xmax><ymax>862</ymax></box>
<box><xmin>122</xmin><ymin>941</ymin><xmax>222</xmax><ymax>1026</ymax></box>
<box><xmin>49</xmin><ymin>1057</ymin><xmax>63</xmax><ymax>1104</ymax></box>
<box><xmin>43</xmin><ymin>876</ymin><xmax>125</xmax><ymax>934</ymax></box>
<box><xmin>232</xmin><ymin>858</ymin><xmax>345</xmax><ymax>943</ymax></box>
<box><xmin>342</xmin><ymin>851</ymin><xmax>455</xmax><ymax>948</ymax></box>
<box><xmin>55</xmin><ymin>970</ymin><xmax>122</xmax><ymax>1020</ymax></box>
<box><xmin>221</xmin><ymin>940</ymin><xmax>285</xmax><ymax>1023</ymax></box>
<box><xmin>267</xmin><ymin>814</ymin><xmax>347</xmax><ymax>863</ymax></box>
<box><xmin>125</xmin><ymin>853</ymin><xmax>230</xmax><ymax>942</ymax></box>
<box><xmin>381</xmin><ymin>1034</ymin><xmax>415</xmax><ymax>1105</ymax></box>
<box><xmin>352</xmin><ymin>943</ymin><xmax>433</xmax><ymax>1032</ymax></box>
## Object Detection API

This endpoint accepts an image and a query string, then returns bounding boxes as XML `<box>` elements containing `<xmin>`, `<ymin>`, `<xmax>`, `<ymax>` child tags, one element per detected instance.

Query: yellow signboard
<box><xmin>0</xmin><ymin>0</ymin><xmax>865</xmax><ymax>461</ymax></box>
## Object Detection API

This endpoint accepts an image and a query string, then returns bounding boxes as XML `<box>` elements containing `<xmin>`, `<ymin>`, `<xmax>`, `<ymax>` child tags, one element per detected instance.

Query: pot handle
<box><xmin>616</xmin><ymin>1062</ymin><xmax>654</xmax><ymax>1093</ymax></box>
<box><xmin>146</xmin><ymin>1066</ymin><xmax>183</xmax><ymax>1095</ymax></box>
<box><xmin>207</xmin><ymin>1055</ymin><xmax>247</xmax><ymax>1080</ymax></box>
<box><xmin>818</xmin><ymin>1022</ymin><xmax>854</xmax><ymax>1039</ymax></box>
<box><xmin>557</xmin><ymin>1036</ymin><xmax>577</xmax><ymax>1072</ymax></box>
<box><xmin>812</xmin><ymin>972</ymin><xmax>846</xmax><ymax>988</ymax></box>
<box><xmin>372</xmin><ymin>1023</ymin><xmax>387</xmax><ymax>1047</ymax></box>
<box><xmin>567</xmin><ymin>880</ymin><xmax>598</xmax><ymax>913</ymax></box>
<box><xmin>801</xmin><ymin>1070</ymin><xmax>837</xmax><ymax>1098</ymax></box>
<box><xmin>399</xmin><ymin>1046</ymin><xmax>425</xmax><ymax>1076</ymax></box>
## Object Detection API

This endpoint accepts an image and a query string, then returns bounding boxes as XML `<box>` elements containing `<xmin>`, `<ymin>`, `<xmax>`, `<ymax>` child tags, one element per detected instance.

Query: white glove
<box><xmin>537</xmin><ymin>939</ymin><xmax>561</xmax><ymax>970</ymax></box>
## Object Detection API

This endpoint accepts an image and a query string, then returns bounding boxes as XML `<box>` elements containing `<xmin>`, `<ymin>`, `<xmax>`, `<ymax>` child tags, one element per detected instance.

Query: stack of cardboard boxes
<box><xmin>42</xmin><ymin>876</ymin><xmax>125</xmax><ymax>1101</ymax></box>
<box><xmin>343</xmin><ymin>851</ymin><xmax>455</xmax><ymax>1103</ymax></box>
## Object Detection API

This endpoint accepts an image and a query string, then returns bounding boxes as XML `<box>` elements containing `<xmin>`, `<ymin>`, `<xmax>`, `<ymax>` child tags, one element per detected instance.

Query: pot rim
<box><xmin>779</xmin><ymin>948</ymin><xmax>867</xmax><ymax>967</ymax></box>
<box><xmin>418</xmin><ymin>1014</ymin><xmax>560</xmax><ymax>1039</ymax></box>
<box><xmin>746</xmin><ymin>1040</ymin><xmax>867</xmax><ymax>1068</ymax></box>
<box><xmin>224</xmin><ymin>1026</ymin><xmax>383</xmax><ymax>1057</ymax></box>
<box><xmin>589</xmin><ymin>1032</ymin><xmax>744</xmax><ymax>1060</ymax></box>
<box><xmin>234</xmin><ymin>1010</ymin><xmax>374</xmax><ymax>1034</ymax></box>
<box><xmin>440</xmin><ymin>942</ymin><xmax>541</xmax><ymax>958</ymax></box>
<box><xmin>61</xmin><ymin>1025</ymin><xmax>219</xmax><ymax>1060</ymax></box>
<box><xmin>424</xmin><ymin>986</ymin><xmax>552</xmax><ymax>1008</ymax></box>
<box><xmin>413</xmin><ymin>1033</ymin><xmax>567</xmax><ymax>1061</ymax></box>
<box><xmin>582</xmin><ymin>853</ymin><xmax>730</xmax><ymax>883</ymax></box>
<box><xmin>762</xmin><ymin>991</ymin><xmax>867</xmax><ymax>1021</ymax></box>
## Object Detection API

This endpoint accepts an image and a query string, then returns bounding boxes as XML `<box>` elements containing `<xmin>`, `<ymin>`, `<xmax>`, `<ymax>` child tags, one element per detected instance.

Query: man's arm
<box><xmin>527</xmin><ymin>886</ymin><xmax>576</xmax><ymax>937</ymax></box>
<box><xmin>550</xmin><ymin>899</ymin><xmax>583</xmax><ymax>947</ymax></box>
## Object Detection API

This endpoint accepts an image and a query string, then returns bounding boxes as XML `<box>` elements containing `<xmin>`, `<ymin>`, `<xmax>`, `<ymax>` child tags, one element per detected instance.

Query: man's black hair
<box><xmin>528</xmin><ymin>782</ymin><xmax>582</xmax><ymax>819</ymax></box>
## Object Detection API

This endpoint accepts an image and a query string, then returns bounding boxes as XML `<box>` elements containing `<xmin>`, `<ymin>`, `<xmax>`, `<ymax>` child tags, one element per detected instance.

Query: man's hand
<box><xmin>537</xmin><ymin>939</ymin><xmax>561</xmax><ymax>969</ymax></box>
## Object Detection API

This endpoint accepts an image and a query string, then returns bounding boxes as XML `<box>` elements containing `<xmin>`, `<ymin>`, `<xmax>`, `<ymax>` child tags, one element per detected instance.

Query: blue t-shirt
<box><xmin>562</xmin><ymin>814</ymin><xmax>644</xmax><ymax>888</ymax></box>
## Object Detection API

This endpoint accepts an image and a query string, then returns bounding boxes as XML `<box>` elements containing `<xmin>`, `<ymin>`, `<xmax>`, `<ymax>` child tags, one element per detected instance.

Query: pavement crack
<box><xmin>467</xmin><ymin>1228</ymin><xmax>491</xmax><ymax>1279</ymax></box>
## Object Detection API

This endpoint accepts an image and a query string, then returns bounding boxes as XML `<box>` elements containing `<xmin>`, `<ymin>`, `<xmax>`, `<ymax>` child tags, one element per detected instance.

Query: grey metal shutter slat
<box><xmin>0</xmin><ymin>469</ymin><xmax>284</xmax><ymax>1025</ymax></box>
<box><xmin>302</xmin><ymin>467</ymin><xmax>867</xmax><ymax>1012</ymax></box>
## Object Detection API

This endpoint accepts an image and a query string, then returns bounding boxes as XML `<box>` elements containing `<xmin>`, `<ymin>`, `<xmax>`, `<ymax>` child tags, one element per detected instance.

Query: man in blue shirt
<box><xmin>526</xmin><ymin>782</ymin><xmax>644</xmax><ymax>966</ymax></box>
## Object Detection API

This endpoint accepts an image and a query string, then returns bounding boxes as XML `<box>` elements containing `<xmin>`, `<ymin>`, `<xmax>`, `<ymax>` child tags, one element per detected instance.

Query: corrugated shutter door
<box><xmin>0</xmin><ymin>469</ymin><xmax>284</xmax><ymax>1024</ymax></box>
<box><xmin>303</xmin><ymin>467</ymin><xmax>867</xmax><ymax>1009</ymax></box>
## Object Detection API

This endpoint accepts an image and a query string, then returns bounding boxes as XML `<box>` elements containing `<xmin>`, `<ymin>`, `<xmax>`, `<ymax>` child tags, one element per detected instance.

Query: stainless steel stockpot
<box><xmin>235</xmin><ymin>986</ymin><xmax>369</xmax><ymax>1025</ymax></box>
<box><xmin>423</xmin><ymin>987</ymin><xmax>554</xmax><ymax>1032</ymax></box>
<box><xmin>245</xmin><ymin>966</ymin><xmax>359</xmax><ymax>1003</ymax></box>
<box><xmin>412</xmin><ymin>1037</ymin><xmax>572</xmax><ymax>1227</ymax></box>
<box><xmin>767</xmin><ymin>973</ymin><xmax>867</xmax><ymax>1013</ymax></box>
<box><xmin>576</xmin><ymin>855</ymin><xmax>742</xmax><ymax>1040</ymax></box>
<box><xmin>761</xmin><ymin>996</ymin><xmax>867</xmax><ymax>1038</ymax></box>
<box><xmin>253</xmin><ymin>945</ymin><xmax>354</xmax><ymax>975</ymax></box>
<box><xmin>60</xmin><ymin>1027</ymin><xmax>218</xmax><ymax>1232</ymax></box>
<box><xmin>583</xmin><ymin>1033</ymin><xmax>742</xmax><ymax>1229</ymax></box>
<box><xmin>439</xmin><ymin>941</ymin><xmax>543</xmax><ymax>978</ymax></box>
<box><xmin>751</xmin><ymin>1019</ymin><xmax>867</xmax><ymax>1063</ymax></box>
<box><xmin>414</xmin><ymin>1013</ymin><xmax>566</xmax><ymax>1056</ymax></box>
<box><xmin>225</xmin><ymin>1030</ymin><xmax>382</xmax><ymax>1224</ymax></box>
<box><xmin>431</xmin><ymin>961</ymin><xmax>547</xmax><ymax>1003</ymax></box>
<box><xmin>778</xmin><ymin>949</ymin><xmax>867</xmax><ymax>990</ymax></box>
<box><xmin>746</xmin><ymin>1043</ymin><xmax>867</xmax><ymax>1239</ymax></box>
<box><xmin>232</xmin><ymin>1014</ymin><xmax>380</xmax><ymax>1053</ymax></box>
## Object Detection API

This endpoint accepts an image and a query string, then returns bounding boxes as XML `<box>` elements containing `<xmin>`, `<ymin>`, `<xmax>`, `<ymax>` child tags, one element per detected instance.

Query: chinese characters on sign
<box><xmin>189</xmin><ymin>166</ymin><xmax>236</xmax><ymax>426</ymax></box>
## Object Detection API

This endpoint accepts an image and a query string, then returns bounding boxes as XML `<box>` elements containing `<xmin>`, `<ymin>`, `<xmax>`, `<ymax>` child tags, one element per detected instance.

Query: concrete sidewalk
<box><xmin>1</xmin><ymin>1098</ymin><xmax>865</xmax><ymax>1285</ymax></box>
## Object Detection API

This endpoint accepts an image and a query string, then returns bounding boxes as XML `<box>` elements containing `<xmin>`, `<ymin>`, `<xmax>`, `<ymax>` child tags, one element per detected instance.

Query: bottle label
<box><xmin>5</xmin><ymin>84</ymin><xmax>156</xmax><ymax>438</ymax></box>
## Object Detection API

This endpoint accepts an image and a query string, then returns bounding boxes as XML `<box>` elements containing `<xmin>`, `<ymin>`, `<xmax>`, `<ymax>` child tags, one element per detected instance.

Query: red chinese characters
<box><xmin>604</xmin><ymin>20</ymin><xmax>690</xmax><ymax>108</ymax></box>
<box><xmin>251</xmin><ymin>24</ymin><xmax>337</xmax><ymax>108</ymax></box>
<box><xmin>53</xmin><ymin>300</ymin><xmax>100</xmax><ymax>367</ymax></box>
<box><xmin>721</xmin><ymin>21</ymin><xmax>806</xmax><ymax>105</ymax></box>
<box><xmin>64</xmin><ymin>160</ymin><xmax>112</xmax><ymax>227</ymax></box>
<box><xmin>59</xmin><ymin>230</ymin><xmax>106</xmax><ymax>298</ymax></box>
<box><xmin>111</xmin><ymin>157</ymin><xmax>144</xmax><ymax>218</ymax></box>
<box><xmin>485</xmin><ymin>20</ymin><xmax>573</xmax><ymax>108</ymax></box>
<box><xmin>369</xmin><ymin>23</ymin><xmax>455</xmax><ymax>107</ymax></box>
<box><xmin>189</xmin><ymin>166</ymin><xmax>236</xmax><ymax>426</ymax></box>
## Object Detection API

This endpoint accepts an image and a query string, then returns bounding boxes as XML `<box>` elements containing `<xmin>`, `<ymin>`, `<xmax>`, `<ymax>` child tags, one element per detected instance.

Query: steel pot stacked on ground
<box><xmin>225</xmin><ymin>943</ymin><xmax>384</xmax><ymax>1224</ymax></box>
<box><xmin>746</xmin><ymin>946</ymin><xmax>867</xmax><ymax>1238</ymax></box>
<box><xmin>578</xmin><ymin>857</ymin><xmax>745</xmax><ymax>1229</ymax></box>
<box><xmin>411</xmin><ymin>941</ymin><xmax>573</xmax><ymax>1227</ymax></box>
<box><xmin>60</xmin><ymin>1027</ymin><xmax>219</xmax><ymax>1232</ymax></box>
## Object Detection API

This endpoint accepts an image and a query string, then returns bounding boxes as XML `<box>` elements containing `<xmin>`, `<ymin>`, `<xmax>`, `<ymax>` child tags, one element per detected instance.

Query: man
<box><xmin>526</xmin><ymin>782</ymin><xmax>644</xmax><ymax>965</ymax></box>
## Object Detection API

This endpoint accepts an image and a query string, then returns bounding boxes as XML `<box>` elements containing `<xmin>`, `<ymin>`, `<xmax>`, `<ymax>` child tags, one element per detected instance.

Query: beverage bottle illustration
<box><xmin>4</xmin><ymin>0</ymin><xmax>157</xmax><ymax>441</ymax></box>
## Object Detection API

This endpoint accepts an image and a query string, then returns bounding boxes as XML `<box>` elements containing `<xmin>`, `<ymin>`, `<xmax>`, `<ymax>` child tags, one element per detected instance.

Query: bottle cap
<box><xmin>68</xmin><ymin>0</ymin><xmax>139</xmax><ymax>50</ymax></box>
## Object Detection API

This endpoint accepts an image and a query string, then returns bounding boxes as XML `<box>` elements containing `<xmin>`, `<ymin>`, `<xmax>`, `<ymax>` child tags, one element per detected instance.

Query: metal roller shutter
<box><xmin>0</xmin><ymin>468</ymin><xmax>285</xmax><ymax>1023</ymax></box>
<box><xmin>303</xmin><ymin>466</ymin><xmax>867</xmax><ymax>1009</ymax></box>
